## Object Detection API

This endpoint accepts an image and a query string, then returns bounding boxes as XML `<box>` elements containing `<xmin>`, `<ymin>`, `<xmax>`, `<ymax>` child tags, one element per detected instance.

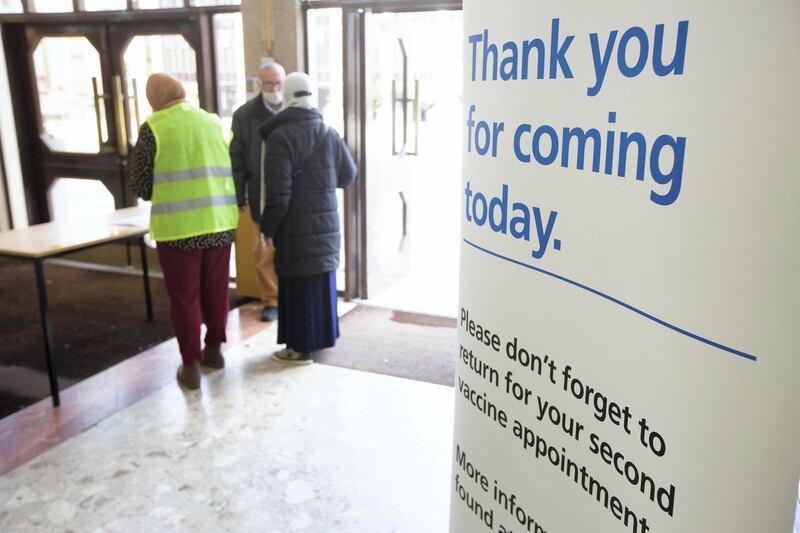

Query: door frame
<box><xmin>302</xmin><ymin>0</ymin><xmax>461</xmax><ymax>300</ymax></box>
<box><xmin>22</xmin><ymin>23</ymin><xmax>127</xmax><ymax>215</ymax></box>
<box><xmin>0</xmin><ymin>5</ymin><xmax>239</xmax><ymax>224</ymax></box>
<box><xmin>107</xmin><ymin>19</ymin><xmax>209</xmax><ymax>146</ymax></box>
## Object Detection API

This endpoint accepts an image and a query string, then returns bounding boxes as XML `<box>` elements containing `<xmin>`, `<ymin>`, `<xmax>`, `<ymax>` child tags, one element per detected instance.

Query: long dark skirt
<box><xmin>277</xmin><ymin>271</ymin><xmax>339</xmax><ymax>353</ymax></box>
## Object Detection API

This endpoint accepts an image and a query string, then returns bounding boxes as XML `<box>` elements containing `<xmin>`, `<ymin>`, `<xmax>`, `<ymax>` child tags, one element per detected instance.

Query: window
<box><xmin>0</xmin><ymin>0</ymin><xmax>23</xmax><ymax>14</ymax></box>
<box><xmin>83</xmin><ymin>0</ymin><xmax>127</xmax><ymax>11</ymax></box>
<box><xmin>48</xmin><ymin>178</ymin><xmax>115</xmax><ymax>221</ymax></box>
<box><xmin>192</xmin><ymin>0</ymin><xmax>239</xmax><ymax>6</ymax></box>
<box><xmin>32</xmin><ymin>37</ymin><xmax>107</xmax><ymax>153</ymax></box>
<box><xmin>213</xmin><ymin>12</ymin><xmax>246</xmax><ymax>134</ymax></box>
<box><xmin>31</xmin><ymin>0</ymin><xmax>72</xmax><ymax>13</ymax></box>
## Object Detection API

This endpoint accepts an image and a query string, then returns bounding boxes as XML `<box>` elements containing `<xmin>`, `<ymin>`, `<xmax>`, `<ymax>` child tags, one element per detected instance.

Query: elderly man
<box><xmin>130</xmin><ymin>73</ymin><xmax>238</xmax><ymax>389</ymax></box>
<box><xmin>230</xmin><ymin>60</ymin><xmax>286</xmax><ymax>322</ymax></box>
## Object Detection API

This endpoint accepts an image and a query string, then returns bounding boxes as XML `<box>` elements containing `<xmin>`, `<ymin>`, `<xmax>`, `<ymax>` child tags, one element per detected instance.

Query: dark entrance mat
<box><xmin>0</xmin><ymin>257</ymin><xmax>243</xmax><ymax>418</ymax></box>
<box><xmin>315</xmin><ymin>305</ymin><xmax>457</xmax><ymax>386</ymax></box>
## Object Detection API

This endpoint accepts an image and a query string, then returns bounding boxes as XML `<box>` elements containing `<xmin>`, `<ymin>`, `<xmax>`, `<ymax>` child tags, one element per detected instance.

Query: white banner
<box><xmin>451</xmin><ymin>1</ymin><xmax>800</xmax><ymax>532</ymax></box>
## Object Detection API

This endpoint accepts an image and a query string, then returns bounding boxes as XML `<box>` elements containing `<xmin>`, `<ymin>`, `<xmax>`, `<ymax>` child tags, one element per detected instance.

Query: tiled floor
<box><xmin>0</xmin><ymin>301</ymin><xmax>269</xmax><ymax>476</ymax></box>
<box><xmin>0</xmin><ymin>302</ymin><xmax>455</xmax><ymax>532</ymax></box>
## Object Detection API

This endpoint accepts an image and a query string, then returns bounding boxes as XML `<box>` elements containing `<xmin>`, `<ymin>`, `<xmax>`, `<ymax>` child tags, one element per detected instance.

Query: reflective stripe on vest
<box><xmin>150</xmin><ymin>194</ymin><xmax>237</xmax><ymax>215</ymax></box>
<box><xmin>154</xmin><ymin>166</ymin><xmax>232</xmax><ymax>184</ymax></box>
<box><xmin>146</xmin><ymin>103</ymin><xmax>238</xmax><ymax>241</ymax></box>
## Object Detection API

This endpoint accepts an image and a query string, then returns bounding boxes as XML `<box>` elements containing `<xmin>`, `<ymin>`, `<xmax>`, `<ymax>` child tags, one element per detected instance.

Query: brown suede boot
<box><xmin>176</xmin><ymin>360</ymin><xmax>201</xmax><ymax>389</ymax></box>
<box><xmin>201</xmin><ymin>344</ymin><xmax>225</xmax><ymax>369</ymax></box>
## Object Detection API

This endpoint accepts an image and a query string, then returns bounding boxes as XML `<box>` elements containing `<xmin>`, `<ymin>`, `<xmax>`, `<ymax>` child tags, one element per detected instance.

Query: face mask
<box><xmin>262</xmin><ymin>91</ymin><xmax>283</xmax><ymax>106</ymax></box>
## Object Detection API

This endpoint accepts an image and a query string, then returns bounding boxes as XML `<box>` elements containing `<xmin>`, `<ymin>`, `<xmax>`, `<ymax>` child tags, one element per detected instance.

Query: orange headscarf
<box><xmin>145</xmin><ymin>73</ymin><xmax>186</xmax><ymax>112</ymax></box>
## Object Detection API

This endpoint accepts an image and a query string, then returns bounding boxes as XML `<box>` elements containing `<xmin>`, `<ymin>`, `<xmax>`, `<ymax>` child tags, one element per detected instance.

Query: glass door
<box><xmin>109</xmin><ymin>21</ymin><xmax>202</xmax><ymax>147</ymax></box>
<box><xmin>362</xmin><ymin>10</ymin><xmax>463</xmax><ymax>316</ymax></box>
<box><xmin>306</xmin><ymin>7</ymin><xmax>347</xmax><ymax>294</ymax></box>
<box><xmin>23</xmin><ymin>20</ymin><xmax>204</xmax><ymax>224</ymax></box>
<box><xmin>363</xmin><ymin>13</ymin><xmax>413</xmax><ymax>302</ymax></box>
<box><xmin>306</xmin><ymin>6</ymin><xmax>463</xmax><ymax>312</ymax></box>
<box><xmin>26</xmin><ymin>24</ymin><xmax>123</xmax><ymax>221</ymax></box>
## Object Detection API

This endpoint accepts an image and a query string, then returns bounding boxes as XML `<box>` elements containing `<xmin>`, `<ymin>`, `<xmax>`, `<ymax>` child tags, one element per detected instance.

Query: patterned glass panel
<box><xmin>31</xmin><ymin>0</ymin><xmax>73</xmax><ymax>13</ymax></box>
<box><xmin>135</xmin><ymin>0</ymin><xmax>183</xmax><ymax>9</ymax></box>
<box><xmin>83</xmin><ymin>0</ymin><xmax>127</xmax><ymax>11</ymax></box>
<box><xmin>0</xmin><ymin>0</ymin><xmax>23</xmax><ymax>14</ymax></box>
<box><xmin>192</xmin><ymin>0</ymin><xmax>239</xmax><ymax>6</ymax></box>
<box><xmin>32</xmin><ymin>37</ymin><xmax>107</xmax><ymax>153</ymax></box>
<box><xmin>48</xmin><ymin>178</ymin><xmax>115</xmax><ymax>222</ymax></box>
<box><xmin>124</xmin><ymin>34</ymin><xmax>198</xmax><ymax>143</ymax></box>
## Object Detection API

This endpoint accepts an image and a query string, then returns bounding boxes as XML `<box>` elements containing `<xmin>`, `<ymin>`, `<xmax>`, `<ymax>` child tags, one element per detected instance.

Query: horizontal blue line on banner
<box><xmin>463</xmin><ymin>238</ymin><xmax>757</xmax><ymax>363</ymax></box>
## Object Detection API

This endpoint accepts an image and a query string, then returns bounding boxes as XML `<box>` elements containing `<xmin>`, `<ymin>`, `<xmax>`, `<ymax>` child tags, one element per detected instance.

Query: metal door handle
<box><xmin>129</xmin><ymin>78</ymin><xmax>141</xmax><ymax>132</ymax></box>
<box><xmin>390</xmin><ymin>38</ymin><xmax>419</xmax><ymax>158</ymax></box>
<box><xmin>112</xmin><ymin>75</ymin><xmax>128</xmax><ymax>156</ymax></box>
<box><xmin>91</xmin><ymin>77</ymin><xmax>108</xmax><ymax>145</ymax></box>
<box><xmin>392</xmin><ymin>79</ymin><xmax>400</xmax><ymax>155</ymax></box>
<box><xmin>392</xmin><ymin>38</ymin><xmax>411</xmax><ymax>156</ymax></box>
<box><xmin>392</xmin><ymin>79</ymin><xmax>420</xmax><ymax>156</ymax></box>
<box><xmin>398</xmin><ymin>190</ymin><xmax>407</xmax><ymax>251</ymax></box>
<box><xmin>408</xmin><ymin>79</ymin><xmax>419</xmax><ymax>156</ymax></box>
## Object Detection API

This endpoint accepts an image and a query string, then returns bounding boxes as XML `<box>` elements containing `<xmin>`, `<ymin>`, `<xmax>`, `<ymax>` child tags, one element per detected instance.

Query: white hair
<box><xmin>257</xmin><ymin>60</ymin><xmax>286</xmax><ymax>77</ymax></box>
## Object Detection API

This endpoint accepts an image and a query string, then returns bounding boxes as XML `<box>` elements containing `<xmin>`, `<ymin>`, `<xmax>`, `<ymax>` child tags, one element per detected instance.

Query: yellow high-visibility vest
<box><xmin>146</xmin><ymin>102</ymin><xmax>238</xmax><ymax>241</ymax></box>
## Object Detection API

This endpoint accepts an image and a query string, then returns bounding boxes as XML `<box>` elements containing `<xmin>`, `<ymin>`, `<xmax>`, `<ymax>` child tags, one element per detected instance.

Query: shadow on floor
<box><xmin>315</xmin><ymin>305</ymin><xmax>456</xmax><ymax>386</ymax></box>
<box><xmin>0</xmin><ymin>257</ymin><xmax>247</xmax><ymax>418</ymax></box>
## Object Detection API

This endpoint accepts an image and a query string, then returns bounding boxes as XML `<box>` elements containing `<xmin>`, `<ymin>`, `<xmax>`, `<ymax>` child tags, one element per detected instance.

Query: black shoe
<box><xmin>261</xmin><ymin>306</ymin><xmax>278</xmax><ymax>322</ymax></box>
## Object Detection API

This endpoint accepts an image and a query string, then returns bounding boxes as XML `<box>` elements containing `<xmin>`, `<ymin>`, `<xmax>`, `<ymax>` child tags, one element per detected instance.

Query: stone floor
<box><xmin>0</xmin><ymin>326</ymin><xmax>455</xmax><ymax>533</ymax></box>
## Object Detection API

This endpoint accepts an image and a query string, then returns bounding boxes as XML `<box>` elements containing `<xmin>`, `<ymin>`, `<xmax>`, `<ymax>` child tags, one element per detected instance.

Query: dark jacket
<box><xmin>230</xmin><ymin>96</ymin><xmax>280</xmax><ymax>222</ymax></box>
<box><xmin>259</xmin><ymin>107</ymin><xmax>357</xmax><ymax>277</ymax></box>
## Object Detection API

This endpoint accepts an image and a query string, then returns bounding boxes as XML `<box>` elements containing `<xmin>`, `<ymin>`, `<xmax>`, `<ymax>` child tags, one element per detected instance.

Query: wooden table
<box><xmin>0</xmin><ymin>206</ymin><xmax>153</xmax><ymax>407</ymax></box>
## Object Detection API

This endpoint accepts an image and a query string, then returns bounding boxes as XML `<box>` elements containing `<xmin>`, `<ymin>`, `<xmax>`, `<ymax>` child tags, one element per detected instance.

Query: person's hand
<box><xmin>260</xmin><ymin>234</ymin><xmax>274</xmax><ymax>249</ymax></box>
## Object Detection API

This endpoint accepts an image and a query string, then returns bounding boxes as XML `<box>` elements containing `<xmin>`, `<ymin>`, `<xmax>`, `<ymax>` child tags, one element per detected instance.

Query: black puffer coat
<box><xmin>230</xmin><ymin>96</ymin><xmax>279</xmax><ymax>222</ymax></box>
<box><xmin>259</xmin><ymin>107</ymin><xmax>357</xmax><ymax>277</ymax></box>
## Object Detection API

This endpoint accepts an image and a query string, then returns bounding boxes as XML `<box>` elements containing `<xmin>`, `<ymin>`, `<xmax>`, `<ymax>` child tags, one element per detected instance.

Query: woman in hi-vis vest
<box><xmin>131</xmin><ymin>73</ymin><xmax>239</xmax><ymax>389</ymax></box>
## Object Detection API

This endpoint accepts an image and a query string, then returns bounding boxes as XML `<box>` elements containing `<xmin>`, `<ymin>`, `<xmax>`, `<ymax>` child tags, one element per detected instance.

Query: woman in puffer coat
<box><xmin>259</xmin><ymin>72</ymin><xmax>357</xmax><ymax>363</ymax></box>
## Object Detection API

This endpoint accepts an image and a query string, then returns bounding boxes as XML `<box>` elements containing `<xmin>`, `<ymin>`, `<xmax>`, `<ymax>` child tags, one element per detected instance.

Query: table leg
<box><xmin>34</xmin><ymin>259</ymin><xmax>60</xmax><ymax>408</ymax></box>
<box><xmin>139</xmin><ymin>236</ymin><xmax>153</xmax><ymax>321</ymax></box>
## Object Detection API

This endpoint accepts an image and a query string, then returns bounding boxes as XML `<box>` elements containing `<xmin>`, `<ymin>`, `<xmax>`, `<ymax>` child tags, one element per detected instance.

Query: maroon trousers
<box><xmin>157</xmin><ymin>243</ymin><xmax>231</xmax><ymax>365</ymax></box>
